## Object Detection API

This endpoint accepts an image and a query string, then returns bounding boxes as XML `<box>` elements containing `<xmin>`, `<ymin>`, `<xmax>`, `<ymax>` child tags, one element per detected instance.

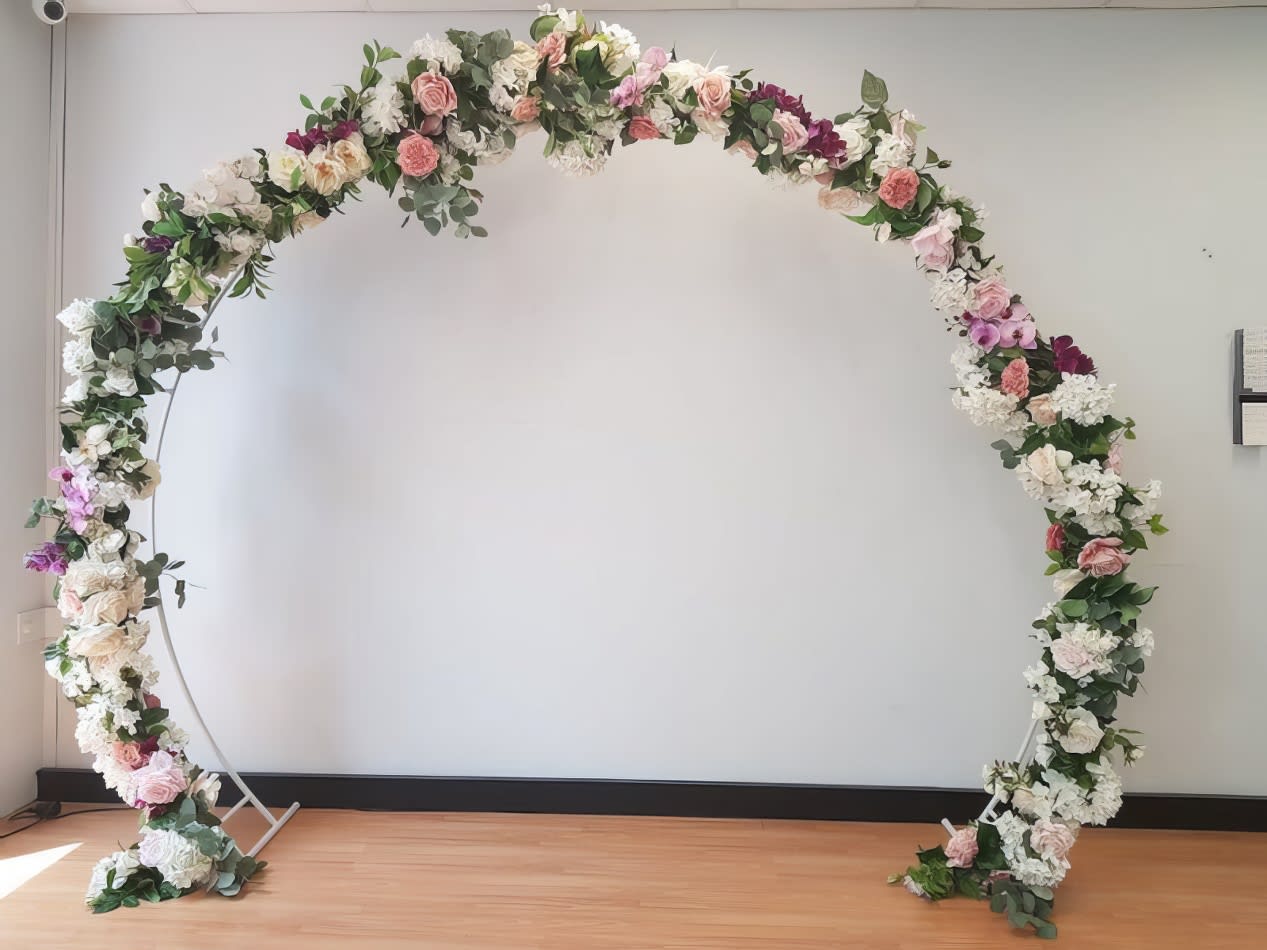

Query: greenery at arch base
<box><xmin>25</xmin><ymin>8</ymin><xmax>1166</xmax><ymax>937</ymax></box>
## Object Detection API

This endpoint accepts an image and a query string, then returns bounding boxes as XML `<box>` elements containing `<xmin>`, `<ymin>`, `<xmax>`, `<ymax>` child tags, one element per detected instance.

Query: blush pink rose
<box><xmin>910</xmin><ymin>221</ymin><xmax>954</xmax><ymax>271</ymax></box>
<box><xmin>878</xmin><ymin>167</ymin><xmax>920</xmax><ymax>209</ymax></box>
<box><xmin>971</xmin><ymin>276</ymin><xmax>1012</xmax><ymax>321</ymax></box>
<box><xmin>944</xmin><ymin>826</ymin><xmax>979</xmax><ymax>869</ymax></box>
<box><xmin>1030</xmin><ymin>819</ymin><xmax>1077</xmax><ymax>861</ymax></box>
<box><xmin>1028</xmin><ymin>393</ymin><xmax>1058</xmax><ymax>427</ymax></box>
<box><xmin>772</xmin><ymin>110</ymin><xmax>809</xmax><ymax>154</ymax></box>
<box><xmin>1077</xmin><ymin>537</ymin><xmax>1131</xmax><ymax>577</ymax></box>
<box><xmin>817</xmin><ymin>185</ymin><xmax>867</xmax><ymax>215</ymax></box>
<box><xmin>57</xmin><ymin>587</ymin><xmax>84</xmax><ymax>621</ymax></box>
<box><xmin>396</xmin><ymin>133</ymin><xmax>440</xmax><ymax>178</ymax></box>
<box><xmin>131</xmin><ymin>750</ymin><xmax>188</xmax><ymax>806</ymax></box>
<box><xmin>1045</xmin><ymin>522</ymin><xmax>1065</xmax><ymax>553</ymax></box>
<box><xmin>693</xmin><ymin>72</ymin><xmax>732</xmax><ymax>120</ymax></box>
<box><xmin>1051</xmin><ymin>637</ymin><xmax>1098</xmax><ymax>678</ymax></box>
<box><xmin>411</xmin><ymin>72</ymin><xmax>457</xmax><ymax>117</ymax></box>
<box><xmin>511</xmin><ymin>95</ymin><xmax>541</xmax><ymax>123</ymax></box>
<box><xmin>537</xmin><ymin>32</ymin><xmax>567</xmax><ymax>72</ymax></box>
<box><xmin>628</xmin><ymin>116</ymin><xmax>660</xmax><ymax>141</ymax></box>
<box><xmin>1000</xmin><ymin>357</ymin><xmax>1030</xmax><ymax>398</ymax></box>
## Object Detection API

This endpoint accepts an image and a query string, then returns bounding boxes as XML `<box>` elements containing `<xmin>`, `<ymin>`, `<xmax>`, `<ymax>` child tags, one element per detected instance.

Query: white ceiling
<box><xmin>60</xmin><ymin>0</ymin><xmax>1267</xmax><ymax>13</ymax></box>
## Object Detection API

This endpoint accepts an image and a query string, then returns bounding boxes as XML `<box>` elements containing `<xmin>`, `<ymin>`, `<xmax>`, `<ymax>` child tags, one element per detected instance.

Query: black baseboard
<box><xmin>34</xmin><ymin>768</ymin><xmax>1266</xmax><ymax>832</ymax></box>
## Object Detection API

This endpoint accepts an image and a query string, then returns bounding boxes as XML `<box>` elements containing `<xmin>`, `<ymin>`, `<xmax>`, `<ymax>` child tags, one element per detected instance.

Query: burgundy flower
<box><xmin>285</xmin><ymin>127</ymin><xmax>330</xmax><ymax>154</ymax></box>
<box><xmin>1050</xmin><ymin>335</ymin><xmax>1096</xmax><ymax>375</ymax></box>
<box><xmin>135</xmin><ymin>314</ymin><xmax>162</xmax><ymax>336</ymax></box>
<box><xmin>330</xmin><ymin>119</ymin><xmax>360</xmax><ymax>141</ymax></box>
<box><xmin>749</xmin><ymin>83</ymin><xmax>811</xmax><ymax>125</ymax></box>
<box><xmin>805</xmin><ymin>118</ymin><xmax>847</xmax><ymax>165</ymax></box>
<box><xmin>140</xmin><ymin>235</ymin><xmax>173</xmax><ymax>255</ymax></box>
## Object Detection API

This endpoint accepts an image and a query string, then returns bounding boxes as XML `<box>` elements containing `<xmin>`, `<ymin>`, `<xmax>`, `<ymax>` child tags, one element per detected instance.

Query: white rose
<box><xmin>75</xmin><ymin>422</ymin><xmax>114</xmax><ymax>464</ymax></box>
<box><xmin>103</xmin><ymin>363</ymin><xmax>138</xmax><ymax>397</ymax></box>
<box><xmin>85</xmin><ymin>850</ymin><xmax>141</xmax><ymax>903</ymax></box>
<box><xmin>836</xmin><ymin>116</ymin><xmax>872</xmax><ymax>166</ymax></box>
<box><xmin>267</xmin><ymin>147</ymin><xmax>304</xmax><ymax>193</ymax></box>
<box><xmin>67</xmin><ymin>622</ymin><xmax>128</xmax><ymax>658</ymax></box>
<box><xmin>662</xmin><ymin>60</ymin><xmax>704</xmax><ymax>103</ymax></box>
<box><xmin>140</xmin><ymin>192</ymin><xmax>162</xmax><ymax>222</ymax></box>
<box><xmin>1058</xmin><ymin>708</ymin><xmax>1104</xmax><ymax>754</ymax></box>
<box><xmin>137</xmin><ymin>828</ymin><xmax>215</xmax><ymax>891</ymax></box>
<box><xmin>234</xmin><ymin>152</ymin><xmax>262</xmax><ymax>181</ymax></box>
<box><xmin>64</xmin><ymin>376</ymin><xmax>89</xmax><ymax>404</ymax></box>
<box><xmin>189</xmin><ymin>771</ymin><xmax>222</xmax><ymax>808</ymax></box>
<box><xmin>1051</xmin><ymin>569</ymin><xmax>1086</xmax><ymax>597</ymax></box>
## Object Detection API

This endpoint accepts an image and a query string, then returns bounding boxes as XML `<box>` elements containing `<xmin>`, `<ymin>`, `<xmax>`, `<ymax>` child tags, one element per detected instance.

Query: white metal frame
<box><xmin>148</xmin><ymin>271</ymin><xmax>299</xmax><ymax>857</ymax></box>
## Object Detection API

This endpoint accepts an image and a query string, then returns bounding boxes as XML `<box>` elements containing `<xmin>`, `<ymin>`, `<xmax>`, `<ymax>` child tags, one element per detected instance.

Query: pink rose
<box><xmin>910</xmin><ymin>220</ymin><xmax>954</xmax><ymax>271</ymax></box>
<box><xmin>628</xmin><ymin>116</ymin><xmax>660</xmax><ymax>141</ymax></box>
<box><xmin>971</xmin><ymin>276</ymin><xmax>1012</xmax><ymax>321</ymax></box>
<box><xmin>1000</xmin><ymin>357</ymin><xmax>1030</xmax><ymax>398</ymax></box>
<box><xmin>1077</xmin><ymin>537</ymin><xmax>1131</xmax><ymax>577</ymax></box>
<box><xmin>1045</xmin><ymin>522</ymin><xmax>1065</xmax><ymax>553</ymax></box>
<box><xmin>511</xmin><ymin>95</ymin><xmax>540</xmax><ymax>123</ymax></box>
<box><xmin>112</xmin><ymin>741</ymin><xmax>147</xmax><ymax>769</ymax></box>
<box><xmin>411</xmin><ymin>72</ymin><xmax>457</xmax><ymax>117</ymax></box>
<box><xmin>1030</xmin><ymin>819</ymin><xmax>1077</xmax><ymax>861</ymax></box>
<box><xmin>1051</xmin><ymin>636</ymin><xmax>1098</xmax><ymax>678</ymax></box>
<box><xmin>730</xmin><ymin>140</ymin><xmax>758</xmax><ymax>161</ymax></box>
<box><xmin>944</xmin><ymin>826</ymin><xmax>979</xmax><ymax>869</ymax></box>
<box><xmin>772</xmin><ymin>109</ymin><xmax>808</xmax><ymax>153</ymax></box>
<box><xmin>396</xmin><ymin>133</ymin><xmax>439</xmax><ymax>178</ymax></box>
<box><xmin>1028</xmin><ymin>393</ymin><xmax>1058</xmax><ymax>426</ymax></box>
<box><xmin>878</xmin><ymin>167</ymin><xmax>920</xmax><ymax>209</ymax></box>
<box><xmin>131</xmin><ymin>750</ymin><xmax>188</xmax><ymax>806</ymax></box>
<box><xmin>817</xmin><ymin>185</ymin><xmax>867</xmax><ymax>215</ymax></box>
<box><xmin>693</xmin><ymin>72</ymin><xmax>732</xmax><ymax>120</ymax></box>
<box><xmin>536</xmin><ymin>32</ymin><xmax>567</xmax><ymax>72</ymax></box>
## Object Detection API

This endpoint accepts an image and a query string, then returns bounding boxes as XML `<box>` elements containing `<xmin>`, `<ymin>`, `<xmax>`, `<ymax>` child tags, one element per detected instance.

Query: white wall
<box><xmin>57</xmin><ymin>9</ymin><xmax>1267</xmax><ymax>795</ymax></box>
<box><xmin>1</xmin><ymin>9</ymin><xmax>51</xmax><ymax>815</ymax></box>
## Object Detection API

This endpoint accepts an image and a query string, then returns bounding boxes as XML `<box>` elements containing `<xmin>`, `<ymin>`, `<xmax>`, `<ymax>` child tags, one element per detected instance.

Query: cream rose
<box><xmin>1028</xmin><ymin>393</ymin><xmax>1058</xmax><ymax>426</ymax></box>
<box><xmin>80</xmin><ymin>589</ymin><xmax>132</xmax><ymax>627</ymax></box>
<box><xmin>267</xmin><ymin>147</ymin><xmax>304</xmax><ymax>192</ymax></box>
<box><xmin>1026</xmin><ymin>444</ymin><xmax>1072</xmax><ymax>488</ymax></box>
<box><xmin>1030</xmin><ymin>819</ymin><xmax>1078</xmax><ymax>861</ymax></box>
<box><xmin>67</xmin><ymin>623</ymin><xmax>127</xmax><ymax>658</ymax></box>
<box><xmin>303</xmin><ymin>147</ymin><xmax>348</xmax><ymax>196</ymax></box>
<box><xmin>817</xmin><ymin>185</ymin><xmax>869</xmax><ymax>215</ymax></box>
<box><xmin>330</xmin><ymin>133</ymin><xmax>372</xmax><ymax>180</ymax></box>
<box><xmin>64</xmin><ymin>558</ymin><xmax>129</xmax><ymax>598</ymax></box>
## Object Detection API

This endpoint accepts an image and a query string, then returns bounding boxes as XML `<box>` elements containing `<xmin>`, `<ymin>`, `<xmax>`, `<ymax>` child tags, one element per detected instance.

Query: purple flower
<box><xmin>968</xmin><ymin>317</ymin><xmax>1001</xmax><ymax>350</ymax></box>
<box><xmin>140</xmin><ymin>235</ymin><xmax>173</xmax><ymax>255</ymax></box>
<box><xmin>23</xmin><ymin>541</ymin><xmax>68</xmax><ymax>576</ymax></box>
<box><xmin>136</xmin><ymin>314</ymin><xmax>162</xmax><ymax>336</ymax></box>
<box><xmin>285</xmin><ymin>127</ymin><xmax>330</xmax><ymax>154</ymax></box>
<box><xmin>1051</xmin><ymin>335</ymin><xmax>1096</xmax><ymax>375</ymax></box>
<box><xmin>999</xmin><ymin>318</ymin><xmax>1037</xmax><ymax>350</ymax></box>
<box><xmin>52</xmin><ymin>465</ymin><xmax>97</xmax><ymax>534</ymax></box>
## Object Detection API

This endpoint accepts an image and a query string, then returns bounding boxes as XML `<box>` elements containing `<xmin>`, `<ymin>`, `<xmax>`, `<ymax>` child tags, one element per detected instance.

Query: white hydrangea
<box><xmin>649</xmin><ymin>100</ymin><xmax>681</xmax><ymax>137</ymax></box>
<box><xmin>1023</xmin><ymin>660</ymin><xmax>1062</xmax><ymax>704</ymax></box>
<box><xmin>929</xmin><ymin>267</ymin><xmax>970</xmax><ymax>315</ymax></box>
<box><xmin>546</xmin><ymin>138</ymin><xmax>610</xmax><ymax>177</ymax></box>
<box><xmin>1060</xmin><ymin>461</ymin><xmax>1124</xmax><ymax>535</ymax></box>
<box><xmin>1130</xmin><ymin>626</ymin><xmax>1155</xmax><ymax>658</ymax></box>
<box><xmin>63</xmin><ymin>332</ymin><xmax>98</xmax><ymax>376</ymax></box>
<box><xmin>361</xmin><ymin>79</ymin><xmax>405</xmax><ymax>137</ymax></box>
<box><xmin>952</xmin><ymin>383</ymin><xmax>1027</xmax><ymax>434</ymax></box>
<box><xmin>57</xmin><ymin>298</ymin><xmax>99</xmax><ymax>333</ymax></box>
<box><xmin>950</xmin><ymin>341</ymin><xmax>987</xmax><ymax>388</ymax></box>
<box><xmin>1122</xmin><ymin>479</ymin><xmax>1162</xmax><ymax>530</ymax></box>
<box><xmin>870</xmin><ymin>130</ymin><xmax>913</xmax><ymax>176</ymax></box>
<box><xmin>410</xmin><ymin>34</ymin><xmax>463</xmax><ymax>73</ymax></box>
<box><xmin>137</xmin><ymin>828</ymin><xmax>216</xmax><ymax>891</ymax></box>
<box><xmin>1050</xmin><ymin>373</ymin><xmax>1116</xmax><ymax>426</ymax></box>
<box><xmin>598</xmin><ymin>21</ymin><xmax>640</xmax><ymax>73</ymax></box>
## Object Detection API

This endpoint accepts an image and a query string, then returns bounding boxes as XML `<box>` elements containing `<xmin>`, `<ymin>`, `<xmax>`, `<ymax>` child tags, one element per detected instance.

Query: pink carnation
<box><xmin>1077</xmin><ymin>537</ymin><xmax>1131</xmax><ymax>577</ymax></box>
<box><xmin>878</xmin><ymin>167</ymin><xmax>920</xmax><ymax>209</ymax></box>
<box><xmin>537</xmin><ymin>31</ymin><xmax>567</xmax><ymax>72</ymax></box>
<box><xmin>944</xmin><ymin>826</ymin><xmax>979</xmax><ymax>869</ymax></box>
<box><xmin>1000</xmin><ymin>357</ymin><xmax>1030</xmax><ymax>398</ymax></box>
<box><xmin>396</xmin><ymin>133</ymin><xmax>439</xmax><ymax>178</ymax></box>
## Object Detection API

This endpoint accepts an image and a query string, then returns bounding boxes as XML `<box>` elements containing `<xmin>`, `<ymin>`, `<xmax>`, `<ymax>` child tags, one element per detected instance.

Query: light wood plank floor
<box><xmin>2</xmin><ymin>807</ymin><xmax>1265</xmax><ymax>948</ymax></box>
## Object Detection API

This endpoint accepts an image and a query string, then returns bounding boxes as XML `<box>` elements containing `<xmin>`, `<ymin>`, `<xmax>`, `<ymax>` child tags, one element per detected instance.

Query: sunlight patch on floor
<box><xmin>0</xmin><ymin>842</ymin><xmax>82</xmax><ymax>900</ymax></box>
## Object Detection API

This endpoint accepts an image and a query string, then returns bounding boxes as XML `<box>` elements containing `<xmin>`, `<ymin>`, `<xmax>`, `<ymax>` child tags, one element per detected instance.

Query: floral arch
<box><xmin>26</xmin><ymin>7</ymin><xmax>1164</xmax><ymax>937</ymax></box>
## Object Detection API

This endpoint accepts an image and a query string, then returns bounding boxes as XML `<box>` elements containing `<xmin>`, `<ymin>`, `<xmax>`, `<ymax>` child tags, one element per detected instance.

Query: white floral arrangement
<box><xmin>24</xmin><ymin>8</ymin><xmax>1164</xmax><ymax>935</ymax></box>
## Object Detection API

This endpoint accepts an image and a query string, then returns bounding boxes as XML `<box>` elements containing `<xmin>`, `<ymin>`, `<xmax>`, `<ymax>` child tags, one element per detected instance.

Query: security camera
<box><xmin>33</xmin><ymin>1</ymin><xmax>67</xmax><ymax>25</ymax></box>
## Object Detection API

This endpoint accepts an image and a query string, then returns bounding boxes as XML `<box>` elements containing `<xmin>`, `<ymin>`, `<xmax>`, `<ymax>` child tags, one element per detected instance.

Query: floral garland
<box><xmin>24</xmin><ymin>7</ymin><xmax>1164</xmax><ymax>934</ymax></box>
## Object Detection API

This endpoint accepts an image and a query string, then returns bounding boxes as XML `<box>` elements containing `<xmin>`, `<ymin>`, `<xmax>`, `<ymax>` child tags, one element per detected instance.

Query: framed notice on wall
<box><xmin>1233</xmin><ymin>329</ymin><xmax>1267</xmax><ymax>446</ymax></box>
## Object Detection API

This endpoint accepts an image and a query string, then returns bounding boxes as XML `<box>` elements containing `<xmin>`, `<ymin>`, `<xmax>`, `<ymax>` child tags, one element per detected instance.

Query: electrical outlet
<box><xmin>16</xmin><ymin>607</ymin><xmax>57</xmax><ymax>645</ymax></box>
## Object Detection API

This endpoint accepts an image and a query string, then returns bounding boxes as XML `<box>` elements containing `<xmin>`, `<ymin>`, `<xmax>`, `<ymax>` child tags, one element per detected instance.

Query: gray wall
<box><xmin>56</xmin><ymin>9</ymin><xmax>1267</xmax><ymax>795</ymax></box>
<box><xmin>1</xmin><ymin>8</ymin><xmax>51</xmax><ymax>815</ymax></box>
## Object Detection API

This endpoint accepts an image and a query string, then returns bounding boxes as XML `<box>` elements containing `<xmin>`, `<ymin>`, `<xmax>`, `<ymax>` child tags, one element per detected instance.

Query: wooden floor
<box><xmin>2</xmin><ymin>807</ymin><xmax>1265</xmax><ymax>949</ymax></box>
